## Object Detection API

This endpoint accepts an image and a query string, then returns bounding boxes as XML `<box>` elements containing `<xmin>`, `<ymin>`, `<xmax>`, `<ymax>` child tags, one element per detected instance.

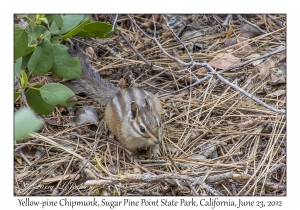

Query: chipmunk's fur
<box><xmin>68</xmin><ymin>47</ymin><xmax>163</xmax><ymax>158</ymax></box>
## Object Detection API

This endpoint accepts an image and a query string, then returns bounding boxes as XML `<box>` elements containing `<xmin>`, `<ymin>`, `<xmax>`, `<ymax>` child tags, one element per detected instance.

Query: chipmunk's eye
<box><xmin>140</xmin><ymin>125</ymin><xmax>146</xmax><ymax>133</ymax></box>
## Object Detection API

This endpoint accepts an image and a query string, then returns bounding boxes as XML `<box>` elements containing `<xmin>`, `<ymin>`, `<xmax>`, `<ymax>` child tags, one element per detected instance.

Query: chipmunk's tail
<box><xmin>67</xmin><ymin>46</ymin><xmax>120</xmax><ymax>105</ymax></box>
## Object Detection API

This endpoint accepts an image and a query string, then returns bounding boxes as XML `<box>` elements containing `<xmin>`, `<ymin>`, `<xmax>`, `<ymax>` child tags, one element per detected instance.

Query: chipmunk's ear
<box><xmin>145</xmin><ymin>97</ymin><xmax>153</xmax><ymax>111</ymax></box>
<box><xmin>131</xmin><ymin>101</ymin><xmax>140</xmax><ymax>119</ymax></box>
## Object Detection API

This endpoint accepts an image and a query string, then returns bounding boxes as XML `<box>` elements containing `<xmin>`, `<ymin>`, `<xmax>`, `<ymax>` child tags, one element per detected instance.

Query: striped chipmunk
<box><xmin>68</xmin><ymin>46</ymin><xmax>164</xmax><ymax>159</ymax></box>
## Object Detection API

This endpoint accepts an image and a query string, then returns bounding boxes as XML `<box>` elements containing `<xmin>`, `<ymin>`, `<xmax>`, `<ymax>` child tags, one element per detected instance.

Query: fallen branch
<box><xmin>128</xmin><ymin>15</ymin><xmax>286</xmax><ymax>115</ymax></box>
<box><xmin>159</xmin><ymin>75</ymin><xmax>211</xmax><ymax>97</ymax></box>
<box><xmin>85</xmin><ymin>172</ymin><xmax>222</xmax><ymax>195</ymax></box>
<box><xmin>85</xmin><ymin>173</ymin><xmax>193</xmax><ymax>186</ymax></box>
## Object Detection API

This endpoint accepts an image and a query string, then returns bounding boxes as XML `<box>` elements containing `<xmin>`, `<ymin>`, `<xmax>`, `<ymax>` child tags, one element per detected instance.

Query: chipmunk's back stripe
<box><xmin>127</xmin><ymin>88</ymin><xmax>136</xmax><ymax>102</ymax></box>
<box><xmin>148</xmin><ymin>92</ymin><xmax>159</xmax><ymax>113</ymax></box>
<box><xmin>136</xmin><ymin>89</ymin><xmax>147</xmax><ymax>103</ymax></box>
<box><xmin>115</xmin><ymin>91</ymin><xmax>126</xmax><ymax>116</ymax></box>
<box><xmin>111</xmin><ymin>91</ymin><xmax>124</xmax><ymax>118</ymax></box>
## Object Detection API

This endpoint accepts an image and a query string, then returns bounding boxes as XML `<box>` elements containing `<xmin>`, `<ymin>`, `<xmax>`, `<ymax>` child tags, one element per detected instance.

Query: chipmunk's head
<box><xmin>130</xmin><ymin>97</ymin><xmax>162</xmax><ymax>146</ymax></box>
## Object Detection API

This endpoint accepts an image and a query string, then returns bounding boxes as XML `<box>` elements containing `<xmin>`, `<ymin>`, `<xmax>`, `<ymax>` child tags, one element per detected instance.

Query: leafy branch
<box><xmin>14</xmin><ymin>14</ymin><xmax>117</xmax><ymax>140</ymax></box>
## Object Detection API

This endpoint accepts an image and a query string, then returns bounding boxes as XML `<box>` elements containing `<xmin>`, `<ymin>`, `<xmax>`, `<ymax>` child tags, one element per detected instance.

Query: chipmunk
<box><xmin>68</xmin><ymin>47</ymin><xmax>164</xmax><ymax>159</ymax></box>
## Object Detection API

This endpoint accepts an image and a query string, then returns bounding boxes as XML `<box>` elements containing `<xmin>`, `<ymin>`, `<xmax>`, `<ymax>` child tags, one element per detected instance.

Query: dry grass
<box><xmin>14</xmin><ymin>14</ymin><xmax>286</xmax><ymax>196</ymax></box>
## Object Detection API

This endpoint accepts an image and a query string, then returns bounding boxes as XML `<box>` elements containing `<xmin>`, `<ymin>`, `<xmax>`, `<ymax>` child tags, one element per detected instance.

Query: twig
<box><xmin>96</xmin><ymin>41</ymin><xmax>122</xmax><ymax>59</ymax></box>
<box><xmin>105</xmin><ymin>16</ymin><xmax>153</xmax><ymax>68</ymax></box>
<box><xmin>213</xmin><ymin>15</ymin><xmax>232</xmax><ymax>30</ymax></box>
<box><xmin>222</xmin><ymin>14</ymin><xmax>232</xmax><ymax>29</ymax></box>
<box><xmin>159</xmin><ymin>75</ymin><xmax>211</xmax><ymax>97</ymax></box>
<box><xmin>212</xmin><ymin>15</ymin><xmax>224</xmax><ymax>28</ymax></box>
<box><xmin>205</xmin><ymin>171</ymin><xmax>234</xmax><ymax>183</ymax></box>
<box><xmin>156</xmin><ymin>69</ymin><xmax>185</xmax><ymax>81</ymax></box>
<box><xmin>14</xmin><ymin>139</ymin><xmax>41</xmax><ymax>152</ymax></box>
<box><xmin>203</xmin><ymin>63</ymin><xmax>286</xmax><ymax>115</ymax></box>
<box><xmin>236</xmin><ymin>14</ymin><xmax>281</xmax><ymax>43</ymax></box>
<box><xmin>192</xmin><ymin>175</ymin><xmax>224</xmax><ymax>196</ymax></box>
<box><xmin>266</xmin><ymin>162</ymin><xmax>285</xmax><ymax>175</ymax></box>
<box><xmin>86</xmin><ymin>172</ymin><xmax>193</xmax><ymax>191</ymax></box>
<box><xmin>118</xmin><ymin>30</ymin><xmax>153</xmax><ymax>68</ymax></box>
<box><xmin>104</xmin><ymin>14</ymin><xmax>118</xmax><ymax>38</ymax></box>
<box><xmin>167</xmin><ymin>154</ymin><xmax>198</xmax><ymax>195</ymax></box>
<box><xmin>15</xmin><ymin>77</ymin><xmax>30</xmax><ymax>108</ymax></box>
<box><xmin>85</xmin><ymin>173</ymin><xmax>193</xmax><ymax>186</ymax></box>
<box><xmin>152</xmin><ymin>15</ymin><xmax>157</xmax><ymax>37</ymax></box>
<box><xmin>19</xmin><ymin>150</ymin><xmax>32</xmax><ymax>166</ymax></box>
<box><xmin>219</xmin><ymin>45</ymin><xmax>286</xmax><ymax>73</ymax></box>
<box><xmin>82</xmin><ymin>149</ymin><xmax>227</xmax><ymax>195</ymax></box>
<box><xmin>162</xmin><ymin>15</ymin><xmax>194</xmax><ymax>62</ymax></box>
<box><xmin>85</xmin><ymin>171</ymin><xmax>222</xmax><ymax>196</ymax></box>
<box><xmin>266</xmin><ymin>14</ymin><xmax>284</xmax><ymax>28</ymax></box>
<box><xmin>128</xmin><ymin>15</ymin><xmax>193</xmax><ymax>67</ymax></box>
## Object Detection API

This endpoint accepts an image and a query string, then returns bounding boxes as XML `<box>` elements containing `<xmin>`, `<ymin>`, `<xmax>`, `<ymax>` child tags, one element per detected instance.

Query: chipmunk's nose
<box><xmin>156</xmin><ymin>138</ymin><xmax>161</xmax><ymax>144</ymax></box>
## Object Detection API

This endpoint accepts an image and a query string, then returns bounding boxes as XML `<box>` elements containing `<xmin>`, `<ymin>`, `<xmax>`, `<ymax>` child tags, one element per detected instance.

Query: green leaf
<box><xmin>14</xmin><ymin>26</ymin><xmax>29</xmax><ymax>60</ymax></box>
<box><xmin>78</xmin><ymin>22</ymin><xmax>117</xmax><ymax>38</ymax></box>
<box><xmin>17</xmin><ymin>14</ymin><xmax>27</xmax><ymax>18</ymax></box>
<box><xmin>26</xmin><ymin>14</ymin><xmax>35</xmax><ymax>23</ymax></box>
<box><xmin>14</xmin><ymin>57</ymin><xmax>22</xmax><ymax>77</ymax></box>
<box><xmin>26</xmin><ymin>85</ymin><xmax>55</xmax><ymax>115</ymax></box>
<box><xmin>40</xmin><ymin>83</ymin><xmax>77</xmax><ymax>107</ymax></box>
<box><xmin>28</xmin><ymin>25</ymin><xmax>50</xmax><ymax>45</ymax></box>
<box><xmin>50</xmin><ymin>37</ymin><xmax>60</xmax><ymax>44</ymax></box>
<box><xmin>14</xmin><ymin>107</ymin><xmax>43</xmax><ymax>141</ymax></box>
<box><xmin>52</xmin><ymin>15</ymin><xmax>63</xmax><ymax>30</ymax></box>
<box><xmin>20</xmin><ymin>70</ymin><xmax>28</xmax><ymax>87</ymax></box>
<box><xmin>62</xmin><ymin>18</ymin><xmax>91</xmax><ymax>39</ymax></box>
<box><xmin>26</xmin><ymin>15</ymin><xmax>36</xmax><ymax>33</ymax></box>
<box><xmin>34</xmin><ymin>25</ymin><xmax>48</xmax><ymax>36</ymax></box>
<box><xmin>50</xmin><ymin>44</ymin><xmax>82</xmax><ymax>79</ymax></box>
<box><xmin>21</xmin><ymin>51</ymin><xmax>33</xmax><ymax>69</ymax></box>
<box><xmin>14</xmin><ymin>92</ymin><xmax>21</xmax><ymax>102</ymax></box>
<box><xmin>82</xmin><ymin>14</ymin><xmax>91</xmax><ymax>21</ymax></box>
<box><xmin>40</xmin><ymin>17</ymin><xmax>48</xmax><ymax>25</ymax></box>
<box><xmin>28</xmin><ymin>38</ymin><xmax>54</xmax><ymax>76</ymax></box>
<box><xmin>24</xmin><ymin>46</ymin><xmax>35</xmax><ymax>56</ymax></box>
<box><xmin>45</xmin><ymin>14</ymin><xmax>53</xmax><ymax>23</ymax></box>
<box><xmin>50</xmin><ymin>14</ymin><xmax>84</xmax><ymax>35</ymax></box>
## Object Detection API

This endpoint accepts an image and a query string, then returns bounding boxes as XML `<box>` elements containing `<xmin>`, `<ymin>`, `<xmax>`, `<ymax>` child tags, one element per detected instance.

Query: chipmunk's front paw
<box><xmin>148</xmin><ymin>145</ymin><xmax>161</xmax><ymax>159</ymax></box>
